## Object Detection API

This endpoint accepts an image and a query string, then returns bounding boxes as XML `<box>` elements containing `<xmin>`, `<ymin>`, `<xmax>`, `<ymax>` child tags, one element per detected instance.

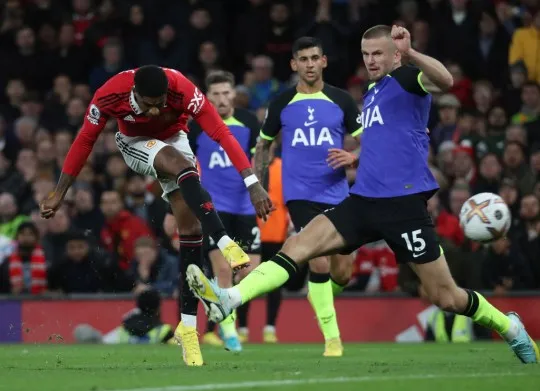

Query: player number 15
<box><xmin>401</xmin><ymin>229</ymin><xmax>426</xmax><ymax>252</ymax></box>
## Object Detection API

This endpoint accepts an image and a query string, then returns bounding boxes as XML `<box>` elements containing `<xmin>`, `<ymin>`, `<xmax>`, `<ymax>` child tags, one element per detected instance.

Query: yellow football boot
<box><xmin>174</xmin><ymin>322</ymin><xmax>204</xmax><ymax>366</ymax></box>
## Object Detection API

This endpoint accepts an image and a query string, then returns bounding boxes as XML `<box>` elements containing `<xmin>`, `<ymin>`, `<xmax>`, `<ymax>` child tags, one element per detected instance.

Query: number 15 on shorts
<box><xmin>401</xmin><ymin>229</ymin><xmax>426</xmax><ymax>258</ymax></box>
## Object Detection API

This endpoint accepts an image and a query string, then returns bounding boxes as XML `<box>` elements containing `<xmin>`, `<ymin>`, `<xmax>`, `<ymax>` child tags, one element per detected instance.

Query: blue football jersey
<box><xmin>189</xmin><ymin>108</ymin><xmax>258</xmax><ymax>215</ymax></box>
<box><xmin>260</xmin><ymin>84</ymin><xmax>362</xmax><ymax>204</ymax></box>
<box><xmin>351</xmin><ymin>66</ymin><xmax>439</xmax><ymax>198</ymax></box>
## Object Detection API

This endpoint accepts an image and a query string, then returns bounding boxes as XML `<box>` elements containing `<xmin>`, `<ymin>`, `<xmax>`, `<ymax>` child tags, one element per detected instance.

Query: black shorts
<box><xmin>324</xmin><ymin>193</ymin><xmax>441</xmax><ymax>264</ymax></box>
<box><xmin>205</xmin><ymin>212</ymin><xmax>260</xmax><ymax>254</ymax></box>
<box><xmin>287</xmin><ymin>200</ymin><xmax>336</xmax><ymax>233</ymax></box>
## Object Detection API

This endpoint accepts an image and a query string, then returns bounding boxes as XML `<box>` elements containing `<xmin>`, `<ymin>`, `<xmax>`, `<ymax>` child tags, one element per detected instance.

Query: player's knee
<box><xmin>216</xmin><ymin>263</ymin><xmax>233</xmax><ymax>287</ymax></box>
<box><xmin>177</xmin><ymin>218</ymin><xmax>202</xmax><ymax>236</ymax></box>
<box><xmin>281</xmin><ymin>235</ymin><xmax>311</xmax><ymax>265</ymax></box>
<box><xmin>330</xmin><ymin>258</ymin><xmax>352</xmax><ymax>286</ymax></box>
<box><xmin>426</xmin><ymin>285</ymin><xmax>461</xmax><ymax>312</ymax></box>
<box><xmin>309</xmin><ymin>257</ymin><xmax>330</xmax><ymax>274</ymax></box>
<box><xmin>155</xmin><ymin>146</ymin><xmax>192</xmax><ymax>177</ymax></box>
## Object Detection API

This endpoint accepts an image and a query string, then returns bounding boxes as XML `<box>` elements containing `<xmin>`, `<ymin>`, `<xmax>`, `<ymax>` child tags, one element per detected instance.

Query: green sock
<box><xmin>237</xmin><ymin>253</ymin><xmax>295</xmax><ymax>304</ymax></box>
<box><xmin>220</xmin><ymin>310</ymin><xmax>237</xmax><ymax>338</ymax></box>
<box><xmin>308</xmin><ymin>274</ymin><xmax>340</xmax><ymax>340</ymax></box>
<box><xmin>330</xmin><ymin>278</ymin><xmax>345</xmax><ymax>296</ymax></box>
<box><xmin>462</xmin><ymin>290</ymin><xmax>510</xmax><ymax>336</ymax></box>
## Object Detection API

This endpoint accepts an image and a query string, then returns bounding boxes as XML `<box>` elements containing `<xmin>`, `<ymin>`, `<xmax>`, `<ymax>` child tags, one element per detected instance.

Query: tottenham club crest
<box><xmin>87</xmin><ymin>104</ymin><xmax>101</xmax><ymax>125</ymax></box>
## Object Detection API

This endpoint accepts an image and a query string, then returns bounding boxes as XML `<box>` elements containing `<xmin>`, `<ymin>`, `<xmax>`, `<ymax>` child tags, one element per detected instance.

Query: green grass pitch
<box><xmin>0</xmin><ymin>343</ymin><xmax>538</xmax><ymax>391</ymax></box>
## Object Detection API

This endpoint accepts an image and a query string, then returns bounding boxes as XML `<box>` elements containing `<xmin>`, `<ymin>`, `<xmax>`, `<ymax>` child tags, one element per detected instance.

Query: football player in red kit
<box><xmin>39</xmin><ymin>65</ymin><xmax>273</xmax><ymax>366</ymax></box>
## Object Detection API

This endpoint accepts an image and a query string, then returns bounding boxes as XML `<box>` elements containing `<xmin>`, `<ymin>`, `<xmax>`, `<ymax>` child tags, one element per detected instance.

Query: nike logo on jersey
<box><xmin>374</xmin><ymin>88</ymin><xmax>379</xmax><ymax>94</ymax></box>
<box><xmin>412</xmin><ymin>251</ymin><xmax>426</xmax><ymax>258</ymax></box>
<box><xmin>123</xmin><ymin>115</ymin><xmax>136</xmax><ymax>122</ymax></box>
<box><xmin>304</xmin><ymin>120</ymin><xmax>318</xmax><ymax>127</ymax></box>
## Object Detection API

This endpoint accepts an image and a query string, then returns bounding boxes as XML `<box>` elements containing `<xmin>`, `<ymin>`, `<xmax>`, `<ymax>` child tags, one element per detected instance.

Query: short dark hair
<box><xmin>362</xmin><ymin>25</ymin><xmax>392</xmax><ymax>40</ymax></box>
<box><xmin>16</xmin><ymin>222</ymin><xmax>39</xmax><ymax>239</ymax></box>
<box><xmin>205</xmin><ymin>70</ymin><xmax>235</xmax><ymax>90</ymax></box>
<box><xmin>523</xmin><ymin>81</ymin><xmax>540</xmax><ymax>91</ymax></box>
<box><xmin>134</xmin><ymin>65</ymin><xmax>168</xmax><ymax>97</ymax></box>
<box><xmin>292</xmin><ymin>36</ymin><xmax>323</xmax><ymax>56</ymax></box>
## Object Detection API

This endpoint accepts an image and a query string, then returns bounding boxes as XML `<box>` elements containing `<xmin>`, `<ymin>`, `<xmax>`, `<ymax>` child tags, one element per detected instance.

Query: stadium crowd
<box><xmin>0</xmin><ymin>0</ymin><xmax>539</xmax><ymax>299</ymax></box>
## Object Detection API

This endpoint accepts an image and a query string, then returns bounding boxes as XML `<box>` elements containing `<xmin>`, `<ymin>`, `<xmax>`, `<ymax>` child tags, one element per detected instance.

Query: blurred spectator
<box><xmin>47</xmin><ymin>231</ymin><xmax>106</xmax><ymax>294</ymax></box>
<box><xmin>100</xmin><ymin>190</ymin><xmax>153</xmax><ymax>271</ymax></box>
<box><xmin>187</xmin><ymin>6</ymin><xmax>223</xmax><ymax>68</ymax></box>
<box><xmin>71</xmin><ymin>0</ymin><xmax>95</xmax><ymax>46</ymax></box>
<box><xmin>0</xmin><ymin>151</ymin><xmax>27</xmax><ymax>200</ymax></box>
<box><xmin>473</xmin><ymin>153</ymin><xmax>502</xmax><ymax>194</ymax></box>
<box><xmin>427</xmin><ymin>193</ymin><xmax>464</xmax><ymax>248</ymax></box>
<box><xmin>0</xmin><ymin>192</ymin><xmax>29</xmax><ymax>239</ymax></box>
<box><xmin>89</xmin><ymin>38</ymin><xmax>128</xmax><ymax>92</ymax></box>
<box><xmin>124</xmin><ymin>172</ymin><xmax>167</xmax><ymax>241</ymax></box>
<box><xmin>465</xmin><ymin>9</ymin><xmax>509</xmax><ymax>90</ymax></box>
<box><xmin>446</xmin><ymin>62</ymin><xmax>474</xmax><ymax>108</ymax></box>
<box><xmin>506</xmin><ymin>124</ymin><xmax>527</xmax><ymax>146</ymax></box>
<box><xmin>511</xmin><ymin>81</ymin><xmax>540</xmax><ymax>125</ymax></box>
<box><xmin>297</xmin><ymin>0</ymin><xmax>349</xmax><ymax>86</ymax></box>
<box><xmin>431</xmin><ymin>94</ymin><xmax>460</xmax><ymax>152</ymax></box>
<box><xmin>42</xmin><ymin>206</ymin><xmax>71</xmax><ymax>264</ymax></box>
<box><xmin>71</xmin><ymin>186</ymin><xmax>105</xmax><ymax>239</ymax></box>
<box><xmin>509</xmin><ymin>9</ymin><xmax>540</xmax><ymax>83</ymax></box>
<box><xmin>249</xmin><ymin>55</ymin><xmax>285</xmax><ymax>110</ymax></box>
<box><xmin>502</xmin><ymin>141</ymin><xmax>535</xmax><ymax>195</ymax></box>
<box><xmin>453</xmin><ymin>144</ymin><xmax>476</xmax><ymax>186</ymax></box>
<box><xmin>0</xmin><ymin>78</ymin><xmax>25</xmax><ymax>123</ymax></box>
<box><xmin>128</xmin><ymin>236</ymin><xmax>178</xmax><ymax>296</ymax></box>
<box><xmin>63</xmin><ymin>96</ymin><xmax>86</xmax><ymax>132</ymax></box>
<box><xmin>500</xmin><ymin>177</ymin><xmax>521</xmax><ymax>225</ymax></box>
<box><xmin>2</xmin><ymin>25</ymin><xmax>54</xmax><ymax>93</ymax></box>
<box><xmin>83</xmin><ymin>0</ymin><xmax>122</xmax><ymax>51</ymax></box>
<box><xmin>256</xmin><ymin>0</ymin><xmax>294</xmax><ymax>82</ymax></box>
<box><xmin>55</xmin><ymin>22</ymin><xmax>90</xmax><ymax>83</ymax></box>
<box><xmin>472</xmin><ymin>80</ymin><xmax>494</xmax><ymax>116</ymax></box>
<box><xmin>122</xmin><ymin>3</ymin><xmax>152</xmax><ymax>67</ymax></box>
<box><xmin>0</xmin><ymin>222</ymin><xmax>46</xmax><ymax>295</ymax></box>
<box><xmin>190</xmin><ymin>41</ymin><xmax>222</xmax><ymax>86</ymax></box>
<box><xmin>504</xmin><ymin>61</ymin><xmax>528</xmax><ymax>116</ymax></box>
<box><xmin>104</xmin><ymin>152</ymin><xmax>128</xmax><ymax>192</ymax></box>
<box><xmin>437</xmin><ymin>0</ymin><xmax>478</xmax><ymax>71</ymax></box>
<box><xmin>482</xmin><ymin>236</ymin><xmax>533</xmax><ymax>293</ymax></box>
<box><xmin>514</xmin><ymin>194</ymin><xmax>540</xmax><ymax>288</ymax></box>
<box><xmin>411</xmin><ymin>19</ymin><xmax>439</xmax><ymax>63</ymax></box>
<box><xmin>138</xmin><ymin>23</ymin><xmax>189</xmax><ymax>73</ymax></box>
<box><xmin>350</xmin><ymin>241</ymin><xmax>399</xmax><ymax>292</ymax></box>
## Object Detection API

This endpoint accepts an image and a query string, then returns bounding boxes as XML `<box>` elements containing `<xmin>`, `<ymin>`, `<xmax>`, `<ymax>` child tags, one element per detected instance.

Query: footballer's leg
<box><xmin>153</xmin><ymin>138</ymin><xmax>250</xmax><ymax>271</ymax></box>
<box><xmin>115</xmin><ymin>133</ymin><xmax>205</xmax><ymax>366</ymax></box>
<box><xmin>383</xmin><ymin>194</ymin><xmax>538</xmax><ymax>364</ymax></box>
<box><xmin>205</xmin><ymin>212</ymin><xmax>241</xmax><ymax>352</ymax></box>
<box><xmin>329</xmin><ymin>253</ymin><xmax>353</xmax><ymax>295</ymax></box>
<box><xmin>187</xmin><ymin>196</ymin><xmax>370</xmax><ymax>325</ymax></box>
<box><xmin>413</xmin><ymin>256</ymin><xmax>538</xmax><ymax>363</ymax></box>
<box><xmin>221</xmin><ymin>214</ymin><xmax>260</xmax><ymax>351</ymax></box>
<box><xmin>287</xmin><ymin>201</ymin><xmax>343</xmax><ymax>356</ymax></box>
<box><xmin>307</xmin><ymin>256</ymin><xmax>342</xmax><ymax>356</ymax></box>
<box><xmin>168</xmin><ymin>190</ymin><xmax>204</xmax><ymax>366</ymax></box>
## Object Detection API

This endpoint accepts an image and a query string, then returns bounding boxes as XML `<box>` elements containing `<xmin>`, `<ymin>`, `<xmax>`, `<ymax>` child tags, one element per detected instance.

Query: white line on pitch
<box><xmin>110</xmin><ymin>371</ymin><xmax>530</xmax><ymax>391</ymax></box>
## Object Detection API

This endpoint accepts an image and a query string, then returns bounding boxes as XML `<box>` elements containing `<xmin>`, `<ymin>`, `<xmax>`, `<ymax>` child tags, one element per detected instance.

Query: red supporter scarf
<box><xmin>9</xmin><ymin>246</ymin><xmax>47</xmax><ymax>295</ymax></box>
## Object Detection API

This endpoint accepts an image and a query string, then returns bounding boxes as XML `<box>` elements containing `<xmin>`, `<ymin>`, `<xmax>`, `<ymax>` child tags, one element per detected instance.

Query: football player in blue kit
<box><xmin>187</xmin><ymin>26</ymin><xmax>539</xmax><ymax>364</ymax></box>
<box><xmin>188</xmin><ymin>71</ymin><xmax>261</xmax><ymax>352</ymax></box>
<box><xmin>242</xmin><ymin>36</ymin><xmax>362</xmax><ymax>357</ymax></box>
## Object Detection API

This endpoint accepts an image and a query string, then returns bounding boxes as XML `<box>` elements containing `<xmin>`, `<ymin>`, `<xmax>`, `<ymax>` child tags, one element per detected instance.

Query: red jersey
<box><xmin>63</xmin><ymin>68</ymin><xmax>251</xmax><ymax>177</ymax></box>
